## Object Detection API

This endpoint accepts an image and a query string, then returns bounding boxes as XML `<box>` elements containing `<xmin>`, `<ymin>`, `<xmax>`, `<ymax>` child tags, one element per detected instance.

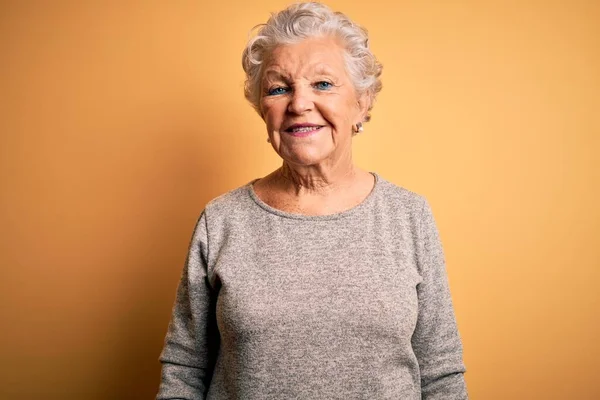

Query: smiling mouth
<box><xmin>285</xmin><ymin>125</ymin><xmax>324</xmax><ymax>137</ymax></box>
<box><xmin>287</xmin><ymin>126</ymin><xmax>321</xmax><ymax>132</ymax></box>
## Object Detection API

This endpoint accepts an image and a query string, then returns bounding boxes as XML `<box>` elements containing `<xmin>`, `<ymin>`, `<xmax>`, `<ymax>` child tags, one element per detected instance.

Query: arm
<box><xmin>157</xmin><ymin>212</ymin><xmax>219</xmax><ymax>400</ymax></box>
<box><xmin>412</xmin><ymin>198</ymin><xmax>468</xmax><ymax>399</ymax></box>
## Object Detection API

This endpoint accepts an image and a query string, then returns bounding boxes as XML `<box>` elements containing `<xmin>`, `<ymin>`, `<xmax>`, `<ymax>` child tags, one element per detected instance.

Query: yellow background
<box><xmin>1</xmin><ymin>1</ymin><xmax>598</xmax><ymax>399</ymax></box>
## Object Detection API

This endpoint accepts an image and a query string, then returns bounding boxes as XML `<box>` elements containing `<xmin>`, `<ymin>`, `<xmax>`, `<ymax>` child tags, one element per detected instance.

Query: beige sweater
<box><xmin>157</xmin><ymin>174</ymin><xmax>467</xmax><ymax>399</ymax></box>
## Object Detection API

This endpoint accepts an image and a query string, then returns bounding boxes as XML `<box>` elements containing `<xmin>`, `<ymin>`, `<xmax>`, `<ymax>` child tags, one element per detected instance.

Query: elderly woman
<box><xmin>157</xmin><ymin>2</ymin><xmax>467</xmax><ymax>399</ymax></box>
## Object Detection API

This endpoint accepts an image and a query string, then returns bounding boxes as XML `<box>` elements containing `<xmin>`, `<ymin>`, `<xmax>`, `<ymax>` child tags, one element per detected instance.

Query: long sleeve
<box><xmin>157</xmin><ymin>212</ymin><xmax>219</xmax><ymax>400</ymax></box>
<box><xmin>412</xmin><ymin>198</ymin><xmax>468</xmax><ymax>399</ymax></box>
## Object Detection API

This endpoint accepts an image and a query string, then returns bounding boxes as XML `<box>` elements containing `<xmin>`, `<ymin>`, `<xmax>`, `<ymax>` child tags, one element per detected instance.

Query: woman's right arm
<box><xmin>157</xmin><ymin>212</ymin><xmax>219</xmax><ymax>400</ymax></box>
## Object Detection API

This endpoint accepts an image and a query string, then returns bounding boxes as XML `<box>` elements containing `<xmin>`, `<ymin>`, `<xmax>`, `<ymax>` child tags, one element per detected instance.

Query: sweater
<box><xmin>157</xmin><ymin>173</ymin><xmax>467</xmax><ymax>399</ymax></box>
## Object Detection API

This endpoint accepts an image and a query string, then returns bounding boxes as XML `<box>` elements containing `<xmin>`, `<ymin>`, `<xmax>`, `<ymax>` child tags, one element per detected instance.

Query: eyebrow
<box><xmin>313</xmin><ymin>65</ymin><xmax>335</xmax><ymax>76</ymax></box>
<box><xmin>263</xmin><ymin>70</ymin><xmax>290</xmax><ymax>82</ymax></box>
<box><xmin>262</xmin><ymin>64</ymin><xmax>337</xmax><ymax>83</ymax></box>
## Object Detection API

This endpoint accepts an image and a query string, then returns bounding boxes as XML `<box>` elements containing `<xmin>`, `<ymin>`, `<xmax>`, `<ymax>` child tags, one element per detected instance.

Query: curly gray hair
<box><xmin>242</xmin><ymin>2</ymin><xmax>383</xmax><ymax>122</ymax></box>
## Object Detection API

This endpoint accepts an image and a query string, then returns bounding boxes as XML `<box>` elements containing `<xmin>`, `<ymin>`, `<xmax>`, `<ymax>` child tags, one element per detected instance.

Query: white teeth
<box><xmin>291</xmin><ymin>126</ymin><xmax>320</xmax><ymax>132</ymax></box>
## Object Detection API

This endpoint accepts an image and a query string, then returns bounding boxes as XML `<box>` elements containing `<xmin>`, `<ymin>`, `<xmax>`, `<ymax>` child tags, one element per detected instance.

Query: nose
<box><xmin>287</xmin><ymin>86</ymin><xmax>314</xmax><ymax>115</ymax></box>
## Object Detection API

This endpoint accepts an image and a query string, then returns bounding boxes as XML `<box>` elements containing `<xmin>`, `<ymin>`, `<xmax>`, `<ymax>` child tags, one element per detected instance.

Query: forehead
<box><xmin>263</xmin><ymin>36</ymin><xmax>348</xmax><ymax>79</ymax></box>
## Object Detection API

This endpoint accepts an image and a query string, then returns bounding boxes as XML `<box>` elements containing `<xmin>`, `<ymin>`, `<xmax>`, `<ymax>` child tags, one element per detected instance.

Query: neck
<box><xmin>277</xmin><ymin>159</ymin><xmax>357</xmax><ymax>196</ymax></box>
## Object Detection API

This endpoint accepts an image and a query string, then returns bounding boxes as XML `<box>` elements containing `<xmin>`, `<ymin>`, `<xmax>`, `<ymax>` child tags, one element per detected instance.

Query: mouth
<box><xmin>284</xmin><ymin>123</ymin><xmax>324</xmax><ymax>137</ymax></box>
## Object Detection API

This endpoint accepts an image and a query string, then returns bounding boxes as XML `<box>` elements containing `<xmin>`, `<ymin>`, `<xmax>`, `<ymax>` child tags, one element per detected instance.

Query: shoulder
<box><xmin>371</xmin><ymin>174</ymin><xmax>441</xmax><ymax>245</ymax></box>
<box><xmin>374</xmin><ymin>174</ymin><xmax>428</xmax><ymax>216</ymax></box>
<box><xmin>196</xmin><ymin>181</ymin><xmax>263</xmax><ymax>243</ymax></box>
<box><xmin>204</xmin><ymin>182</ymin><xmax>254</xmax><ymax>217</ymax></box>
<box><xmin>375</xmin><ymin>176</ymin><xmax>444</xmax><ymax>256</ymax></box>
<box><xmin>189</xmin><ymin>181</ymin><xmax>257</xmax><ymax>263</ymax></box>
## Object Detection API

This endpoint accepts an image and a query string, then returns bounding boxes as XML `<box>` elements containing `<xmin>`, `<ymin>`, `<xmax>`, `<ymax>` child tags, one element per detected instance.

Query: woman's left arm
<box><xmin>412</xmin><ymin>197</ymin><xmax>468</xmax><ymax>399</ymax></box>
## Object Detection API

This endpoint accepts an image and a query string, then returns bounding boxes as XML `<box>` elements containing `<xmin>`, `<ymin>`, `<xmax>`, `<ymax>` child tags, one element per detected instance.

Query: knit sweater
<box><xmin>157</xmin><ymin>174</ymin><xmax>467</xmax><ymax>399</ymax></box>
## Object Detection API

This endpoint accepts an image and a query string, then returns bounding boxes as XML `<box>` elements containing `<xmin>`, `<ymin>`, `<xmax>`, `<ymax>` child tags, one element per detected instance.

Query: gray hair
<box><xmin>242</xmin><ymin>2</ymin><xmax>383</xmax><ymax>122</ymax></box>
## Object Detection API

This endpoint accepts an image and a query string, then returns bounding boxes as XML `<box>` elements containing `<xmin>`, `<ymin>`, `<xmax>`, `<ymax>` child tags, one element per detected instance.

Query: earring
<box><xmin>353</xmin><ymin>122</ymin><xmax>364</xmax><ymax>134</ymax></box>
<box><xmin>267</xmin><ymin>137</ymin><xmax>271</xmax><ymax>143</ymax></box>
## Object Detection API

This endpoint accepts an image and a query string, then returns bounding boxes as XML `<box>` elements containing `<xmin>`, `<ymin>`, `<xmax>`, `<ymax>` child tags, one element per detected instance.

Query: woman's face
<box><xmin>260</xmin><ymin>36</ymin><xmax>367</xmax><ymax>169</ymax></box>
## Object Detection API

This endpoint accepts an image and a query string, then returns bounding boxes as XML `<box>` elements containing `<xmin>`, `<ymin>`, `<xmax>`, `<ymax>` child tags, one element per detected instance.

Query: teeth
<box><xmin>291</xmin><ymin>126</ymin><xmax>320</xmax><ymax>132</ymax></box>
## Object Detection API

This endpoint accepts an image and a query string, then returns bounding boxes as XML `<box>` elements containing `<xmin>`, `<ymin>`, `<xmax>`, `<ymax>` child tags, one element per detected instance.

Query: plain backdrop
<box><xmin>1</xmin><ymin>0</ymin><xmax>598</xmax><ymax>399</ymax></box>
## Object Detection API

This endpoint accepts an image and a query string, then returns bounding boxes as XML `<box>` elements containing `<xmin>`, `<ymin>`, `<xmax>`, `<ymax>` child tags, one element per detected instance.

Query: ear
<box><xmin>356</xmin><ymin>92</ymin><xmax>370</xmax><ymax>122</ymax></box>
<box><xmin>258</xmin><ymin>83</ymin><xmax>267</xmax><ymax>120</ymax></box>
<box><xmin>258</xmin><ymin>98</ymin><xmax>267</xmax><ymax>120</ymax></box>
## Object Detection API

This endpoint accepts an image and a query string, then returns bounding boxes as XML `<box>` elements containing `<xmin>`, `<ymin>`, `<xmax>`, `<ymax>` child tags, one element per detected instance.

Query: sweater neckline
<box><xmin>247</xmin><ymin>172</ymin><xmax>380</xmax><ymax>221</ymax></box>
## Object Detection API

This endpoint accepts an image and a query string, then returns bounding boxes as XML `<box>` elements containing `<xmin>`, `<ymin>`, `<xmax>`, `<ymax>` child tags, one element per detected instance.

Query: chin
<box><xmin>283</xmin><ymin>152</ymin><xmax>331</xmax><ymax>167</ymax></box>
<box><xmin>276</xmin><ymin>142</ymin><xmax>332</xmax><ymax>166</ymax></box>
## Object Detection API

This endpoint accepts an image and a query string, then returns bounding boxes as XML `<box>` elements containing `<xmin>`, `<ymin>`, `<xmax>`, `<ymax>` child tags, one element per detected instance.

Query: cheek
<box><xmin>321</xmin><ymin>98</ymin><xmax>356</xmax><ymax>129</ymax></box>
<box><xmin>344</xmin><ymin>94</ymin><xmax>360</xmax><ymax>118</ymax></box>
<box><xmin>264</xmin><ymin>113</ymin><xmax>279</xmax><ymax>133</ymax></box>
<box><xmin>262</xmin><ymin>102</ymin><xmax>285</xmax><ymax>130</ymax></box>
<box><xmin>332</xmin><ymin>91</ymin><xmax>358</xmax><ymax>115</ymax></box>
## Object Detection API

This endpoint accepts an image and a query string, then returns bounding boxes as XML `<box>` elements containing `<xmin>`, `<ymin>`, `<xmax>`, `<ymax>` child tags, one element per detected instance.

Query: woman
<box><xmin>157</xmin><ymin>2</ymin><xmax>467</xmax><ymax>399</ymax></box>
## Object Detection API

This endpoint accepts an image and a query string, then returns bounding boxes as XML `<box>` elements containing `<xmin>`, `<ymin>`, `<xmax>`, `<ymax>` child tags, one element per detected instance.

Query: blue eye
<box><xmin>267</xmin><ymin>87</ymin><xmax>288</xmax><ymax>96</ymax></box>
<box><xmin>315</xmin><ymin>81</ymin><xmax>333</xmax><ymax>90</ymax></box>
